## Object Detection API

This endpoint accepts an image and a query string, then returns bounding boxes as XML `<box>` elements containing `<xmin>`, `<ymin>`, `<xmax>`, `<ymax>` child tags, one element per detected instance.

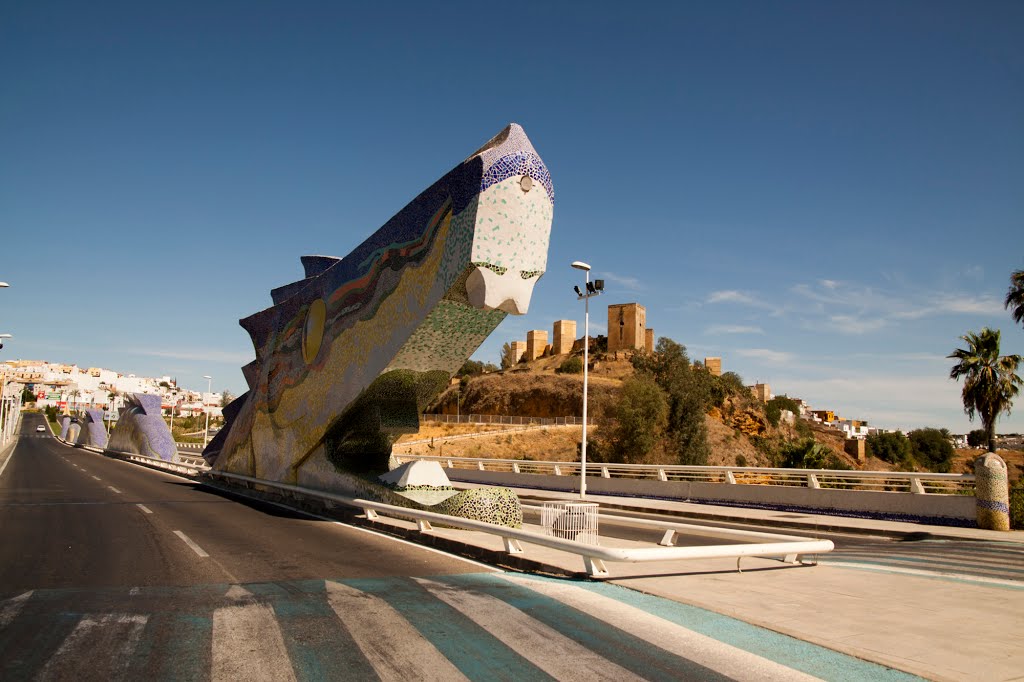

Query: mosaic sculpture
<box><xmin>975</xmin><ymin>453</ymin><xmax>1010</xmax><ymax>531</ymax></box>
<box><xmin>108</xmin><ymin>393</ymin><xmax>176</xmax><ymax>461</ymax></box>
<box><xmin>204</xmin><ymin>124</ymin><xmax>553</xmax><ymax>513</ymax></box>
<box><xmin>74</xmin><ymin>408</ymin><xmax>108</xmax><ymax>449</ymax></box>
<box><xmin>59</xmin><ymin>416</ymin><xmax>70</xmax><ymax>441</ymax></box>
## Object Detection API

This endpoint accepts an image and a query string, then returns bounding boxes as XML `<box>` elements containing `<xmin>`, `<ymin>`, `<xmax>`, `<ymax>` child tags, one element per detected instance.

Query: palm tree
<box><xmin>1006</xmin><ymin>269</ymin><xmax>1024</xmax><ymax>327</ymax></box>
<box><xmin>948</xmin><ymin>327</ymin><xmax>1023</xmax><ymax>452</ymax></box>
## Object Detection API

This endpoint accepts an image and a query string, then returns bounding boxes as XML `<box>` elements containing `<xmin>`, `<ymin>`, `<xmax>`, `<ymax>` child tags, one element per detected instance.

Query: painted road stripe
<box><xmin>35</xmin><ymin>613</ymin><xmax>148</xmax><ymax>682</ymax></box>
<box><xmin>341</xmin><ymin>577</ymin><xmax>549</xmax><ymax>681</ymax></box>
<box><xmin>325</xmin><ymin>580</ymin><xmax>467</xmax><ymax>682</ymax></box>
<box><xmin>173</xmin><ymin>531</ymin><xmax>209</xmax><ymax>558</ymax></box>
<box><xmin>262</xmin><ymin>581</ymin><xmax>380</xmax><ymax>681</ymax></box>
<box><xmin>415</xmin><ymin>576</ymin><xmax>644</xmax><ymax>682</ymax></box>
<box><xmin>108</xmin><ymin>486</ymin><xmax>121</xmax><ymax>494</ymax></box>
<box><xmin>91</xmin><ymin>475</ymin><xmax>101</xmax><ymax>481</ymax></box>
<box><xmin>468</xmin><ymin>573</ymin><xmax>754</xmax><ymax>682</ymax></box>
<box><xmin>506</xmin><ymin>574</ymin><xmax>921</xmax><ymax>682</ymax></box>
<box><xmin>0</xmin><ymin>591</ymin><xmax>32</xmax><ymax>628</ymax></box>
<box><xmin>212</xmin><ymin>602</ymin><xmax>296</xmax><ymax>682</ymax></box>
<box><xmin>136</xmin><ymin>504</ymin><xmax>153</xmax><ymax>514</ymax></box>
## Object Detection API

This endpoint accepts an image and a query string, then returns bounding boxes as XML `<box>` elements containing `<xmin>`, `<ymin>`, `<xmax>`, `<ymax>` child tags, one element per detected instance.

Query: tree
<box><xmin>867</xmin><ymin>431</ymin><xmax>914</xmax><ymax>468</ymax></box>
<box><xmin>500</xmin><ymin>342</ymin><xmax>514</xmax><ymax>370</ymax></box>
<box><xmin>766</xmin><ymin>395</ymin><xmax>801</xmax><ymax>428</ymax></box>
<box><xmin>908</xmin><ymin>428</ymin><xmax>955</xmax><ymax>473</ymax></box>
<box><xmin>966</xmin><ymin>428</ymin><xmax>987</xmax><ymax>448</ymax></box>
<box><xmin>602</xmin><ymin>374</ymin><xmax>668</xmax><ymax>463</ymax></box>
<box><xmin>21</xmin><ymin>387</ymin><xmax>35</xmax><ymax>403</ymax></box>
<box><xmin>220</xmin><ymin>389</ymin><xmax>234</xmax><ymax>407</ymax></box>
<box><xmin>948</xmin><ymin>327</ymin><xmax>1023</xmax><ymax>452</ymax></box>
<box><xmin>1006</xmin><ymin>269</ymin><xmax>1024</xmax><ymax>327</ymax></box>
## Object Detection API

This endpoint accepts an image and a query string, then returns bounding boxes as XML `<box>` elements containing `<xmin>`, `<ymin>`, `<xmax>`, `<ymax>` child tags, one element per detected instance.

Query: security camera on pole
<box><xmin>571</xmin><ymin>261</ymin><xmax>604</xmax><ymax>499</ymax></box>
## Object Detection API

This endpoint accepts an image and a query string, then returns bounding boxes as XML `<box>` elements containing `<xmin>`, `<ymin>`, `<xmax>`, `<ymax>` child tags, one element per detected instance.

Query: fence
<box><xmin>421</xmin><ymin>414</ymin><xmax>592</xmax><ymax>426</ymax></box>
<box><xmin>391</xmin><ymin>454</ymin><xmax>975</xmax><ymax>495</ymax></box>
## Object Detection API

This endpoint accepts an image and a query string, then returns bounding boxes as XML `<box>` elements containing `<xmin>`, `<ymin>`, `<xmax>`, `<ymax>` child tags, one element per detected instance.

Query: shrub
<box><xmin>556</xmin><ymin>356</ymin><xmax>583</xmax><ymax>374</ymax></box>
<box><xmin>735</xmin><ymin>454</ymin><xmax>747</xmax><ymax>467</ymax></box>
<box><xmin>908</xmin><ymin>428</ymin><xmax>955</xmax><ymax>473</ymax></box>
<box><xmin>1011</xmin><ymin>481</ymin><xmax>1024</xmax><ymax>530</ymax></box>
<box><xmin>867</xmin><ymin>431</ymin><xmax>914</xmax><ymax>468</ymax></box>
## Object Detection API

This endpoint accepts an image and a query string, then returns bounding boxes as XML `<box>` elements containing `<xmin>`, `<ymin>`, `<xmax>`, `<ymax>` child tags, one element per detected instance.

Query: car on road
<box><xmin>36</xmin><ymin>425</ymin><xmax>45</xmax><ymax>432</ymax></box>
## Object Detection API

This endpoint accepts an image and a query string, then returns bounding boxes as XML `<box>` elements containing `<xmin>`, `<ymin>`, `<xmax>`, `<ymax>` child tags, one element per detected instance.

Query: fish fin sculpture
<box><xmin>204</xmin><ymin>123</ymin><xmax>554</xmax><ymax>493</ymax></box>
<box><xmin>108</xmin><ymin>393</ymin><xmax>175</xmax><ymax>461</ymax></box>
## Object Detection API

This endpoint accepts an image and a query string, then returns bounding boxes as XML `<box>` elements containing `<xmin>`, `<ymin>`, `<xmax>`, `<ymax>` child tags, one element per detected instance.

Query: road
<box><xmin>2</xmin><ymin>414</ymin><xmax>917</xmax><ymax>681</ymax></box>
<box><xmin>522</xmin><ymin>499</ymin><xmax>1024</xmax><ymax>586</ymax></box>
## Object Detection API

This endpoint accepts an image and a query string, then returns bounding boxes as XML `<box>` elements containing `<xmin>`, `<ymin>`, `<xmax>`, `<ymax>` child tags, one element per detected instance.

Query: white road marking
<box><xmin>36</xmin><ymin>613</ymin><xmax>148</xmax><ymax>681</ymax></box>
<box><xmin>415</xmin><ymin>576</ymin><xmax>641</xmax><ymax>682</ymax></box>
<box><xmin>0</xmin><ymin>591</ymin><xmax>33</xmax><ymax>628</ymax></box>
<box><xmin>499</xmin><ymin>574</ymin><xmax>820</xmax><ymax>682</ymax></box>
<box><xmin>325</xmin><ymin>580</ymin><xmax>468</xmax><ymax>682</ymax></box>
<box><xmin>0</xmin><ymin>446</ymin><xmax>14</xmax><ymax>478</ymax></box>
<box><xmin>212</xmin><ymin>602</ymin><xmax>296</xmax><ymax>682</ymax></box>
<box><xmin>173</xmin><ymin>530</ymin><xmax>209</xmax><ymax>558</ymax></box>
<box><xmin>108</xmin><ymin>486</ymin><xmax>122</xmax><ymax>494</ymax></box>
<box><xmin>136</xmin><ymin>504</ymin><xmax>153</xmax><ymax>514</ymax></box>
<box><xmin>91</xmin><ymin>475</ymin><xmax>101</xmax><ymax>481</ymax></box>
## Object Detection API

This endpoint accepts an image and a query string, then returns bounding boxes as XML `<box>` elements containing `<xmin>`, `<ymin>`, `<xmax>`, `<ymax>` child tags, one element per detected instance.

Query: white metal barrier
<box><xmin>392</xmin><ymin>454</ymin><xmax>975</xmax><ymax>495</ymax></box>
<box><xmin>422</xmin><ymin>414</ymin><xmax>593</xmax><ymax>426</ymax></box>
<box><xmin>206</xmin><ymin>470</ymin><xmax>834</xmax><ymax>577</ymax></box>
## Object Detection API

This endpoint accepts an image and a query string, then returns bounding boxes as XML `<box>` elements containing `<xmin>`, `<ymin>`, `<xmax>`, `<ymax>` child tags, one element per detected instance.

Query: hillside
<box><xmin>415</xmin><ymin>348</ymin><xmax>869</xmax><ymax>470</ymax></box>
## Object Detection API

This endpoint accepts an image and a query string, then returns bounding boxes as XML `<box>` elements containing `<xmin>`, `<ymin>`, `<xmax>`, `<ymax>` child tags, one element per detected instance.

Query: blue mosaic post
<box><xmin>108</xmin><ymin>393</ymin><xmax>176</xmax><ymax>461</ymax></box>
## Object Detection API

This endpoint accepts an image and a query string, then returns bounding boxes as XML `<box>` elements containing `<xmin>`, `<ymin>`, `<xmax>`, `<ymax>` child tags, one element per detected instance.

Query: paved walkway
<box><xmin>364</xmin><ymin>483</ymin><xmax>1024</xmax><ymax>682</ymax></box>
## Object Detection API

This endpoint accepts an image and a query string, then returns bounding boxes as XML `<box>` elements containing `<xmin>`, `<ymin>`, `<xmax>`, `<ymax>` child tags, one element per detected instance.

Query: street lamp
<box><xmin>202</xmin><ymin>375</ymin><xmax>212</xmax><ymax>447</ymax></box>
<box><xmin>0</xmin><ymin>333</ymin><xmax>10</xmax><ymax>352</ymax></box>
<box><xmin>572</xmin><ymin>261</ymin><xmax>604</xmax><ymax>498</ymax></box>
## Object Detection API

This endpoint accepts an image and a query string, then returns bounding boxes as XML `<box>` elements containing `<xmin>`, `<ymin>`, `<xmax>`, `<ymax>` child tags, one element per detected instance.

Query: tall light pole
<box><xmin>202</xmin><ymin>375</ymin><xmax>212</xmax><ymax>447</ymax></box>
<box><xmin>572</xmin><ymin>261</ymin><xmax>603</xmax><ymax>499</ymax></box>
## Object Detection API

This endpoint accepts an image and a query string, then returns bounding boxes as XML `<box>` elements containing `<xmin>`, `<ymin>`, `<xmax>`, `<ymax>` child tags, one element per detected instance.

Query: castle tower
<box><xmin>552</xmin><ymin>320</ymin><xmax>577</xmax><ymax>355</ymax></box>
<box><xmin>508</xmin><ymin>341</ymin><xmax>527</xmax><ymax>365</ymax></box>
<box><xmin>645</xmin><ymin>328</ymin><xmax>654</xmax><ymax>352</ymax></box>
<box><xmin>607</xmin><ymin>303</ymin><xmax>646</xmax><ymax>352</ymax></box>
<box><xmin>525</xmin><ymin>330</ymin><xmax>548</xmax><ymax>361</ymax></box>
<box><xmin>704</xmin><ymin>357</ymin><xmax>722</xmax><ymax>377</ymax></box>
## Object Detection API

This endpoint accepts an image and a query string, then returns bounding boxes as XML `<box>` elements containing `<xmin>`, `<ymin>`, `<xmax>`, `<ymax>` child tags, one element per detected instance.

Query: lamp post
<box><xmin>202</xmin><ymin>375</ymin><xmax>212</xmax><ymax>447</ymax></box>
<box><xmin>571</xmin><ymin>261</ymin><xmax>603</xmax><ymax>499</ymax></box>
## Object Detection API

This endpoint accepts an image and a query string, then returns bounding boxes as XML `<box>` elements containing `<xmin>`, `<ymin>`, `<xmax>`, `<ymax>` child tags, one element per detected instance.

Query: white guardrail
<box><xmin>392</xmin><ymin>454</ymin><xmax>976</xmax><ymax>495</ymax></box>
<box><xmin>207</xmin><ymin>470</ymin><xmax>834</xmax><ymax>578</ymax></box>
<box><xmin>421</xmin><ymin>414</ymin><xmax>592</xmax><ymax>426</ymax></box>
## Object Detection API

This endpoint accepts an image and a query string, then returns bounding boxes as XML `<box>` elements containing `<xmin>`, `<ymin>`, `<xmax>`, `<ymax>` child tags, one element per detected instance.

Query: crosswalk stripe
<box><xmin>414</xmin><ymin>576</ymin><xmax>645</xmax><ymax>682</ymax></box>
<box><xmin>0</xmin><ymin>591</ymin><xmax>32</xmax><ymax>628</ymax></box>
<box><xmin>325</xmin><ymin>580</ymin><xmax>468</xmax><ymax>682</ymax></box>
<box><xmin>212</xmin><ymin>602</ymin><xmax>296</xmax><ymax>682</ymax></box>
<box><xmin>498</xmin><ymin>573</ymin><xmax>821</xmax><ymax>682</ymax></box>
<box><xmin>36</xmin><ymin>613</ymin><xmax>148</xmax><ymax>682</ymax></box>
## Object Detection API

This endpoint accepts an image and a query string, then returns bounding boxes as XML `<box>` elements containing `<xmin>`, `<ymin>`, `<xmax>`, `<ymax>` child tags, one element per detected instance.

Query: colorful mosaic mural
<box><xmin>204</xmin><ymin>124</ymin><xmax>554</xmax><ymax>495</ymax></box>
<box><xmin>108</xmin><ymin>393</ymin><xmax>176</xmax><ymax>461</ymax></box>
<box><xmin>74</xmin><ymin>408</ymin><xmax>108</xmax><ymax>449</ymax></box>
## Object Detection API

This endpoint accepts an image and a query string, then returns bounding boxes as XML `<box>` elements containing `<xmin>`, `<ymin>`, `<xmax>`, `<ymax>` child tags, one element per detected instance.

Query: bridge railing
<box><xmin>391</xmin><ymin>454</ymin><xmax>976</xmax><ymax>495</ymax></box>
<box><xmin>421</xmin><ymin>414</ymin><xmax>592</xmax><ymax>426</ymax></box>
<box><xmin>206</xmin><ymin>470</ymin><xmax>833</xmax><ymax>578</ymax></box>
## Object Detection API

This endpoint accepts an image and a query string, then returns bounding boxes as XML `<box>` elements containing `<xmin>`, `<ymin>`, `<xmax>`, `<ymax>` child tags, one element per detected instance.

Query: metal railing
<box><xmin>391</xmin><ymin>454</ymin><xmax>976</xmax><ymax>495</ymax></box>
<box><xmin>400</xmin><ymin>422</ymin><xmax>578</xmax><ymax>446</ymax></box>
<box><xmin>421</xmin><ymin>414</ymin><xmax>592</xmax><ymax>426</ymax></box>
<box><xmin>176</xmin><ymin>441</ymin><xmax>204</xmax><ymax>450</ymax></box>
<box><xmin>207</xmin><ymin>470</ymin><xmax>833</xmax><ymax>577</ymax></box>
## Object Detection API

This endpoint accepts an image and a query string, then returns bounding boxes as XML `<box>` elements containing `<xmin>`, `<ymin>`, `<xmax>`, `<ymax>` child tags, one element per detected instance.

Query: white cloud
<box><xmin>937</xmin><ymin>295</ymin><xmax>1004</xmax><ymax>315</ymax></box>
<box><xmin>821</xmin><ymin>315</ymin><xmax>888</xmax><ymax>335</ymax></box>
<box><xmin>820</xmin><ymin>279</ymin><xmax>839</xmax><ymax>289</ymax></box>
<box><xmin>708</xmin><ymin>290</ymin><xmax>756</xmax><ymax>305</ymax></box>
<box><xmin>706</xmin><ymin>324</ymin><xmax>764</xmax><ymax>335</ymax></box>
<box><xmin>599</xmin><ymin>272</ymin><xmax>645</xmax><ymax>291</ymax></box>
<box><xmin>125</xmin><ymin>348</ymin><xmax>254</xmax><ymax>365</ymax></box>
<box><xmin>735</xmin><ymin>348</ymin><xmax>794</xmax><ymax>364</ymax></box>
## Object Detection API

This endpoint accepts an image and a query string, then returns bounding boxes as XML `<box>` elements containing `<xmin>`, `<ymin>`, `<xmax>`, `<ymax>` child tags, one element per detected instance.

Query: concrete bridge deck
<box><xmin>352</xmin><ymin>482</ymin><xmax>1024</xmax><ymax>682</ymax></box>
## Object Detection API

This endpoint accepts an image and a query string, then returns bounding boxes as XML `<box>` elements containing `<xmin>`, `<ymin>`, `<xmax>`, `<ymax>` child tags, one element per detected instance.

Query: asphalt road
<box><xmin>0</xmin><ymin>415</ymin><xmax>923</xmax><ymax>681</ymax></box>
<box><xmin>523</xmin><ymin>499</ymin><xmax>1024</xmax><ymax>585</ymax></box>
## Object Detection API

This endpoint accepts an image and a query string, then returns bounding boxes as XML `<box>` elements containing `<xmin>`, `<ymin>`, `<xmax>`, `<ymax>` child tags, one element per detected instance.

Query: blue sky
<box><xmin>1</xmin><ymin>1</ymin><xmax>1022</xmax><ymax>433</ymax></box>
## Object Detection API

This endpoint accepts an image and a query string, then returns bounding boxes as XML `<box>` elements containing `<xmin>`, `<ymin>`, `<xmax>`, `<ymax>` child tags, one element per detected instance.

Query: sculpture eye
<box><xmin>472</xmin><ymin>262</ymin><xmax>507</xmax><ymax>276</ymax></box>
<box><xmin>520</xmin><ymin>270</ymin><xmax>542</xmax><ymax>280</ymax></box>
<box><xmin>302</xmin><ymin>299</ymin><xmax>327</xmax><ymax>365</ymax></box>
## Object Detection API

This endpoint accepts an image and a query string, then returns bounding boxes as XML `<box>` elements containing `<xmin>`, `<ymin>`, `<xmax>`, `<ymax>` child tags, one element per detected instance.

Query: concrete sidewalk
<box><xmin>361</xmin><ymin>483</ymin><xmax>1024</xmax><ymax>681</ymax></box>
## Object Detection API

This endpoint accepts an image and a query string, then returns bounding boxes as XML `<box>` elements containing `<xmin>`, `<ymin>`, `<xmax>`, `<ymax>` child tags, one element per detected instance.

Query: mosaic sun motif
<box><xmin>204</xmin><ymin>124</ymin><xmax>554</xmax><ymax>494</ymax></box>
